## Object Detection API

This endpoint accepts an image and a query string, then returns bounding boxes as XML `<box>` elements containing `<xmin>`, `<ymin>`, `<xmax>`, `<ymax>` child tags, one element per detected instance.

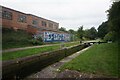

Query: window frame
<box><xmin>0</xmin><ymin>12</ymin><xmax>2</xmax><ymax>18</ymax></box>
<box><xmin>32</xmin><ymin>20</ymin><xmax>38</xmax><ymax>25</ymax></box>
<box><xmin>54</xmin><ymin>24</ymin><xmax>58</xmax><ymax>30</ymax></box>
<box><xmin>42</xmin><ymin>21</ymin><xmax>47</xmax><ymax>27</ymax></box>
<box><xmin>49</xmin><ymin>23</ymin><xmax>53</xmax><ymax>28</ymax></box>
<box><xmin>18</xmin><ymin>15</ymin><xmax>27</xmax><ymax>23</ymax></box>
<box><xmin>2</xmin><ymin>10</ymin><xmax>12</xmax><ymax>20</ymax></box>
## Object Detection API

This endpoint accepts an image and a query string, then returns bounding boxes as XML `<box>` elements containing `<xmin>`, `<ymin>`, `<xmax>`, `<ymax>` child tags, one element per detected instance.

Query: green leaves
<box><xmin>97</xmin><ymin>21</ymin><xmax>109</xmax><ymax>39</ymax></box>
<box><xmin>107</xmin><ymin>1</ymin><xmax>120</xmax><ymax>41</ymax></box>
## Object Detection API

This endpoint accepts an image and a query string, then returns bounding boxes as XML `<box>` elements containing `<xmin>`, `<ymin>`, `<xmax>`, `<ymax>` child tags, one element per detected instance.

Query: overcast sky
<box><xmin>1</xmin><ymin>0</ymin><xmax>112</xmax><ymax>30</ymax></box>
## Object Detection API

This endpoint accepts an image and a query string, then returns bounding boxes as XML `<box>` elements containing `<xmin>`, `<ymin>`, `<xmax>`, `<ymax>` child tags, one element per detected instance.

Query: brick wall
<box><xmin>0</xmin><ymin>6</ymin><xmax>59</xmax><ymax>34</ymax></box>
<box><xmin>1</xmin><ymin>7</ymin><xmax>28</xmax><ymax>30</ymax></box>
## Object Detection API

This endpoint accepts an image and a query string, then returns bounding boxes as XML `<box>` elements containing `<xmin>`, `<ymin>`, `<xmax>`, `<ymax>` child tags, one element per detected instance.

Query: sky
<box><xmin>0</xmin><ymin>0</ymin><xmax>112</xmax><ymax>30</ymax></box>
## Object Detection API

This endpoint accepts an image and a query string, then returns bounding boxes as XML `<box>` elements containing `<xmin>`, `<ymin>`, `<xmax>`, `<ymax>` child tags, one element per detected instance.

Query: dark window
<box><xmin>18</xmin><ymin>15</ymin><xmax>26</xmax><ymax>23</ymax></box>
<box><xmin>0</xmin><ymin>12</ymin><xmax>2</xmax><ymax>18</ymax></box>
<box><xmin>54</xmin><ymin>24</ymin><xmax>58</xmax><ymax>29</ymax></box>
<box><xmin>42</xmin><ymin>21</ymin><xmax>47</xmax><ymax>27</ymax></box>
<box><xmin>32</xmin><ymin>20</ymin><xmax>38</xmax><ymax>25</ymax></box>
<box><xmin>2</xmin><ymin>11</ymin><xmax>12</xmax><ymax>20</ymax></box>
<box><xmin>49</xmin><ymin>23</ymin><xmax>53</xmax><ymax>28</ymax></box>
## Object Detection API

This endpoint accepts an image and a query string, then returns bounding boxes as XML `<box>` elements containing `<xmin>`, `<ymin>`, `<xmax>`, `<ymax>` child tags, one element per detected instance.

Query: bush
<box><xmin>2</xmin><ymin>28</ymin><xmax>33</xmax><ymax>49</ymax></box>
<box><xmin>29</xmin><ymin>37</ymin><xmax>43</xmax><ymax>45</ymax></box>
<box><xmin>104</xmin><ymin>31</ymin><xmax>116</xmax><ymax>42</ymax></box>
<box><xmin>2</xmin><ymin>27</ymin><xmax>45</xmax><ymax>49</ymax></box>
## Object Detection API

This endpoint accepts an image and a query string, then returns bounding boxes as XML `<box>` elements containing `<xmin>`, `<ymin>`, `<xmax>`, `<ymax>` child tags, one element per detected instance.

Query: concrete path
<box><xmin>25</xmin><ymin>46</ymin><xmax>91</xmax><ymax>79</ymax></box>
<box><xmin>3</xmin><ymin>41</ymin><xmax>78</xmax><ymax>53</ymax></box>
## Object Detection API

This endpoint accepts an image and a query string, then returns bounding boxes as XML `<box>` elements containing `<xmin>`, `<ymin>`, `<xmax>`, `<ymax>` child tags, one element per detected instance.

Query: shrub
<box><xmin>2</xmin><ymin>28</ymin><xmax>33</xmax><ymax>49</ymax></box>
<box><xmin>29</xmin><ymin>36</ymin><xmax>43</xmax><ymax>45</ymax></box>
<box><xmin>104</xmin><ymin>31</ymin><xmax>116</xmax><ymax>42</ymax></box>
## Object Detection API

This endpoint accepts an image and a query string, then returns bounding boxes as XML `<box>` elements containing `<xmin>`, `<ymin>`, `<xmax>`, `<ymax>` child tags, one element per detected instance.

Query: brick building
<box><xmin>0</xmin><ymin>6</ymin><xmax>70</xmax><ymax>42</ymax></box>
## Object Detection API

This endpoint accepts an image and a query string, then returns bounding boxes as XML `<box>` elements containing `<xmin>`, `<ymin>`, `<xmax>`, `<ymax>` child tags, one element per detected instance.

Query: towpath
<box><xmin>3</xmin><ymin>41</ymin><xmax>78</xmax><ymax>53</ymax></box>
<box><xmin>3</xmin><ymin>40</ymin><xmax>99</xmax><ymax>53</ymax></box>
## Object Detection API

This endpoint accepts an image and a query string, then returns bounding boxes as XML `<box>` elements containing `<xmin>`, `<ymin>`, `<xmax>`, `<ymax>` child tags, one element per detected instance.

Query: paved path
<box><xmin>25</xmin><ymin>46</ymin><xmax>91</xmax><ymax>79</ymax></box>
<box><xmin>3</xmin><ymin>41</ymin><xmax>78</xmax><ymax>53</ymax></box>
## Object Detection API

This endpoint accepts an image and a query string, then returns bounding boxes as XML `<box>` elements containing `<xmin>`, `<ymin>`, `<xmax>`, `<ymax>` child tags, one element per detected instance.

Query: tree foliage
<box><xmin>84</xmin><ymin>29</ymin><xmax>89</xmax><ymax>39</ymax></box>
<box><xmin>107</xmin><ymin>1</ymin><xmax>120</xmax><ymax>41</ymax></box>
<box><xmin>68</xmin><ymin>29</ymin><xmax>76</xmax><ymax>41</ymax></box>
<box><xmin>89</xmin><ymin>27</ymin><xmax>97</xmax><ymax>39</ymax></box>
<box><xmin>59</xmin><ymin>26</ymin><xmax>98</xmax><ymax>41</ymax></box>
<box><xmin>97</xmin><ymin>21</ymin><xmax>109</xmax><ymax>39</ymax></box>
<box><xmin>104</xmin><ymin>31</ymin><xmax>116</xmax><ymax>42</ymax></box>
<box><xmin>77</xmin><ymin>26</ymin><xmax>84</xmax><ymax>39</ymax></box>
<box><xmin>59</xmin><ymin>27</ymin><xmax>67</xmax><ymax>32</ymax></box>
<box><xmin>68</xmin><ymin>29</ymin><xmax>75</xmax><ymax>34</ymax></box>
<box><xmin>84</xmin><ymin>27</ymin><xmax>97</xmax><ymax>40</ymax></box>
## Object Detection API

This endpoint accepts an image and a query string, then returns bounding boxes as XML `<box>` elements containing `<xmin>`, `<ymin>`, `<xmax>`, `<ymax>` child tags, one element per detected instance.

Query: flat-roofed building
<box><xmin>0</xmin><ymin>6</ymin><xmax>70</xmax><ymax>42</ymax></box>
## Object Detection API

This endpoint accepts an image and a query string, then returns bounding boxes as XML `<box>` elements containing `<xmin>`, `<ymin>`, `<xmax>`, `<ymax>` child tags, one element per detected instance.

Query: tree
<box><xmin>84</xmin><ymin>29</ymin><xmax>90</xmax><ymax>39</ymax></box>
<box><xmin>107</xmin><ymin>1</ymin><xmax>120</xmax><ymax>41</ymax></box>
<box><xmin>68</xmin><ymin>29</ymin><xmax>75</xmax><ymax>34</ymax></box>
<box><xmin>88</xmin><ymin>27</ymin><xmax>97</xmax><ymax>40</ymax></box>
<box><xmin>104</xmin><ymin>31</ymin><xmax>116</xmax><ymax>42</ymax></box>
<box><xmin>97</xmin><ymin>21</ymin><xmax>109</xmax><ymax>39</ymax></box>
<box><xmin>68</xmin><ymin>29</ymin><xmax>75</xmax><ymax>41</ymax></box>
<box><xmin>84</xmin><ymin>27</ymin><xmax>97</xmax><ymax>40</ymax></box>
<box><xmin>59</xmin><ymin>27</ymin><xmax>67</xmax><ymax>32</ymax></box>
<box><xmin>77</xmin><ymin>26</ymin><xmax>84</xmax><ymax>40</ymax></box>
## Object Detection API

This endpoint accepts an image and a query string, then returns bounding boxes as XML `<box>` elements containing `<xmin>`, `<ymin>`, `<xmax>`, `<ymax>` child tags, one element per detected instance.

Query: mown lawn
<box><xmin>60</xmin><ymin>42</ymin><xmax>119</xmax><ymax>77</ymax></box>
<box><xmin>2</xmin><ymin>41</ymin><xmax>80</xmax><ymax>61</ymax></box>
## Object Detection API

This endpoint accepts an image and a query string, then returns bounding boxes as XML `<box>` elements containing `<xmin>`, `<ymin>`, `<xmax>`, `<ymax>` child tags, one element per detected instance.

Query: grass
<box><xmin>60</xmin><ymin>42</ymin><xmax>119</xmax><ymax>77</ymax></box>
<box><xmin>2</xmin><ymin>28</ymin><xmax>33</xmax><ymax>49</ymax></box>
<box><xmin>2</xmin><ymin>42</ymin><xmax>33</xmax><ymax>50</ymax></box>
<box><xmin>2</xmin><ymin>45</ymin><xmax>60</xmax><ymax>60</ymax></box>
<box><xmin>2</xmin><ymin>41</ymin><xmax>80</xmax><ymax>61</ymax></box>
<box><xmin>2</xmin><ymin>28</ymin><xmax>80</xmax><ymax>49</ymax></box>
<box><xmin>64</xmin><ymin>41</ymin><xmax>79</xmax><ymax>47</ymax></box>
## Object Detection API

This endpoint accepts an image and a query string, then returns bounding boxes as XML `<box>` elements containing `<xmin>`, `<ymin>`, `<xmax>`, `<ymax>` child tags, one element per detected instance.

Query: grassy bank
<box><xmin>2</xmin><ymin>28</ymin><xmax>33</xmax><ymax>49</ymax></box>
<box><xmin>2</xmin><ymin>28</ymin><xmax>80</xmax><ymax>49</ymax></box>
<box><xmin>2</xmin><ymin>41</ymin><xmax>80</xmax><ymax>60</ymax></box>
<box><xmin>2</xmin><ymin>45</ymin><xmax>60</xmax><ymax>60</ymax></box>
<box><xmin>60</xmin><ymin>43</ymin><xmax>119</xmax><ymax>77</ymax></box>
<box><xmin>64</xmin><ymin>41</ymin><xmax>79</xmax><ymax>47</ymax></box>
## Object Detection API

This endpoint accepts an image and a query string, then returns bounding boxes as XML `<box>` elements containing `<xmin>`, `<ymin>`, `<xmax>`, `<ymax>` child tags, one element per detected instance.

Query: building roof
<box><xmin>2</xmin><ymin>5</ymin><xmax>59</xmax><ymax>24</ymax></box>
<box><xmin>2</xmin><ymin>6</ymin><xmax>28</xmax><ymax>15</ymax></box>
<box><xmin>28</xmin><ymin>14</ymin><xmax>59</xmax><ymax>24</ymax></box>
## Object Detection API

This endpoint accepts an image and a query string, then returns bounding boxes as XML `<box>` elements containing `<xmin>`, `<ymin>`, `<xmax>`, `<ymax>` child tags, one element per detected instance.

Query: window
<box><xmin>0</xmin><ymin>12</ymin><xmax>2</xmax><ymax>18</ymax></box>
<box><xmin>49</xmin><ymin>23</ymin><xmax>53</xmax><ymax>28</ymax></box>
<box><xmin>54</xmin><ymin>25</ymin><xmax>58</xmax><ymax>30</ymax></box>
<box><xmin>2</xmin><ymin>11</ymin><xmax>12</xmax><ymax>20</ymax></box>
<box><xmin>32</xmin><ymin>20</ymin><xmax>38</xmax><ymax>25</ymax></box>
<box><xmin>18</xmin><ymin>15</ymin><xmax>26</xmax><ymax>23</ymax></box>
<box><xmin>42</xmin><ymin>21</ymin><xmax>47</xmax><ymax>27</ymax></box>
